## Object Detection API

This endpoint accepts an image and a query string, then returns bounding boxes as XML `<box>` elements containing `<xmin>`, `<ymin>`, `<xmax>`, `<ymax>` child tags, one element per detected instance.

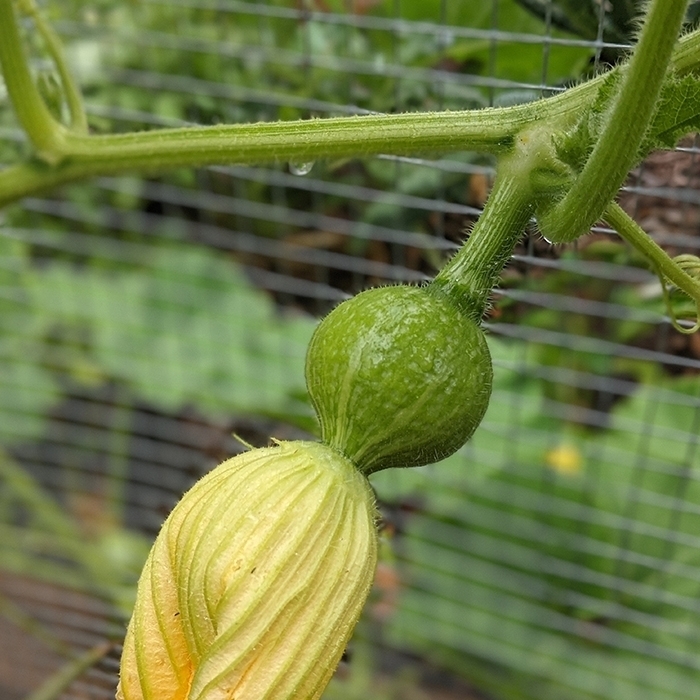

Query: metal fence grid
<box><xmin>1</xmin><ymin>1</ymin><xmax>700</xmax><ymax>699</ymax></box>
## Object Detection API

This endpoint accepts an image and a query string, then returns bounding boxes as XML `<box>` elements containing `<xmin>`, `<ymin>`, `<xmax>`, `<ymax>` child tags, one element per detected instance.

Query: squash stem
<box><xmin>537</xmin><ymin>0</ymin><xmax>688</xmax><ymax>242</ymax></box>
<box><xmin>430</xmin><ymin>164</ymin><xmax>534</xmax><ymax>321</ymax></box>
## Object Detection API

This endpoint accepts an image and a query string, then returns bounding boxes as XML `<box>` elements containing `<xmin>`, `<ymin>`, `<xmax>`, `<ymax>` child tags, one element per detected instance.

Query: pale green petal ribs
<box><xmin>117</xmin><ymin>442</ymin><xmax>378</xmax><ymax>700</ymax></box>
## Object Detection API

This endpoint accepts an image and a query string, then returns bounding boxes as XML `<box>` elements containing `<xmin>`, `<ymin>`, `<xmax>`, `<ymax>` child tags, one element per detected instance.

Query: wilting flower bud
<box><xmin>117</xmin><ymin>441</ymin><xmax>378</xmax><ymax>700</ymax></box>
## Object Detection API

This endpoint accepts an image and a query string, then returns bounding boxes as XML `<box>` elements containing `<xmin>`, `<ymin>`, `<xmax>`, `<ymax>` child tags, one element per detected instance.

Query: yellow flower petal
<box><xmin>117</xmin><ymin>441</ymin><xmax>378</xmax><ymax>700</ymax></box>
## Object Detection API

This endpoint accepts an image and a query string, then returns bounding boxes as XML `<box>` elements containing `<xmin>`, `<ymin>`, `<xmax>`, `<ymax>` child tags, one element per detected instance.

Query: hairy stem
<box><xmin>538</xmin><ymin>0</ymin><xmax>689</xmax><ymax>243</ymax></box>
<box><xmin>1</xmin><ymin>6</ymin><xmax>700</xmax><ymax>209</ymax></box>
<box><xmin>0</xmin><ymin>104</ymin><xmax>551</xmax><ymax>208</ymax></box>
<box><xmin>669</xmin><ymin>25</ymin><xmax>700</xmax><ymax>75</ymax></box>
<box><xmin>431</xmin><ymin>145</ymin><xmax>536</xmax><ymax>320</ymax></box>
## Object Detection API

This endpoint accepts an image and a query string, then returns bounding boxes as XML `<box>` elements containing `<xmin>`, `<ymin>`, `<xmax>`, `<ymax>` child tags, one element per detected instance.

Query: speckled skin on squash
<box><xmin>305</xmin><ymin>285</ymin><xmax>492</xmax><ymax>474</ymax></box>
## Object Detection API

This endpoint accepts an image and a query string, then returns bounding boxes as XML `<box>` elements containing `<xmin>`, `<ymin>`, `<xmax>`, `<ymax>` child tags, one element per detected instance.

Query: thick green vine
<box><xmin>536</xmin><ymin>0</ymin><xmax>689</xmax><ymax>243</ymax></box>
<box><xmin>1</xmin><ymin>0</ymin><xmax>699</xmax><ymax>315</ymax></box>
<box><xmin>0</xmin><ymin>0</ymin><xmax>698</xmax><ymax>368</ymax></box>
<box><xmin>3</xmin><ymin>3</ymin><xmax>700</xmax><ymax>699</ymax></box>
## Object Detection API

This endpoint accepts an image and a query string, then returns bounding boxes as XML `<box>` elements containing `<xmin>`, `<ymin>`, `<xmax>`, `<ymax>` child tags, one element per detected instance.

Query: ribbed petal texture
<box><xmin>117</xmin><ymin>441</ymin><xmax>378</xmax><ymax>700</ymax></box>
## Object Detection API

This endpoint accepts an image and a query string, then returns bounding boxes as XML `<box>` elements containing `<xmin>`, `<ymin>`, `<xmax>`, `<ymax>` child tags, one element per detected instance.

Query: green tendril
<box><xmin>655</xmin><ymin>261</ymin><xmax>700</xmax><ymax>335</ymax></box>
<box><xmin>662</xmin><ymin>254</ymin><xmax>700</xmax><ymax>334</ymax></box>
<box><xmin>604</xmin><ymin>202</ymin><xmax>700</xmax><ymax>335</ymax></box>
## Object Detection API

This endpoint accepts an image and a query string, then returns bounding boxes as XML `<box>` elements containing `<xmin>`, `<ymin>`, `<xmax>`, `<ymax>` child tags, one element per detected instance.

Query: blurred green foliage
<box><xmin>373</xmin><ymin>349</ymin><xmax>700</xmax><ymax>700</ymax></box>
<box><xmin>2</xmin><ymin>2</ymin><xmax>699</xmax><ymax>700</ymax></box>
<box><xmin>0</xmin><ymin>230</ymin><xmax>314</xmax><ymax>447</ymax></box>
<box><xmin>49</xmin><ymin>0</ymin><xmax>592</xmax><ymax>125</ymax></box>
<box><xmin>0</xmin><ymin>446</ymin><xmax>150</xmax><ymax>615</ymax></box>
<box><xmin>514</xmin><ymin>0</ymin><xmax>700</xmax><ymax>60</ymax></box>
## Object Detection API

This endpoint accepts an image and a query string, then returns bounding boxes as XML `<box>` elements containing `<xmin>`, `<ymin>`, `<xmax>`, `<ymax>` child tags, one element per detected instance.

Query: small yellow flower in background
<box><xmin>117</xmin><ymin>441</ymin><xmax>378</xmax><ymax>700</ymax></box>
<box><xmin>545</xmin><ymin>442</ymin><xmax>583</xmax><ymax>476</ymax></box>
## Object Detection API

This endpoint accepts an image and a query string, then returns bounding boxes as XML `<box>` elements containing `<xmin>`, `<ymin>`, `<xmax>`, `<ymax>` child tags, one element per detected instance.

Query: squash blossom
<box><xmin>119</xmin><ymin>281</ymin><xmax>492</xmax><ymax>699</ymax></box>
<box><xmin>117</xmin><ymin>441</ymin><xmax>378</xmax><ymax>700</ymax></box>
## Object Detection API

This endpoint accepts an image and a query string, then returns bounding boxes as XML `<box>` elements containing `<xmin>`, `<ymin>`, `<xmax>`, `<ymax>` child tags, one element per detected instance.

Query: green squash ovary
<box><xmin>305</xmin><ymin>284</ymin><xmax>492</xmax><ymax>474</ymax></box>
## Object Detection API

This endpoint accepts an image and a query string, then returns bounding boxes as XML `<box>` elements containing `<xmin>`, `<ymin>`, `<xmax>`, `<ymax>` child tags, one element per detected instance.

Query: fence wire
<box><xmin>1</xmin><ymin>1</ymin><xmax>700</xmax><ymax>699</ymax></box>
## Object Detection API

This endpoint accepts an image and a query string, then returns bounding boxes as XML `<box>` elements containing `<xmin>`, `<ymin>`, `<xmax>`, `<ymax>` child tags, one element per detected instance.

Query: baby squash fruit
<box><xmin>305</xmin><ymin>284</ymin><xmax>492</xmax><ymax>474</ymax></box>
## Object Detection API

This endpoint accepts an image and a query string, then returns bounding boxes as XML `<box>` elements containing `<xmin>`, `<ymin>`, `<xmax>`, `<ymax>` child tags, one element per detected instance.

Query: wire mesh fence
<box><xmin>1</xmin><ymin>1</ymin><xmax>700</xmax><ymax>699</ymax></box>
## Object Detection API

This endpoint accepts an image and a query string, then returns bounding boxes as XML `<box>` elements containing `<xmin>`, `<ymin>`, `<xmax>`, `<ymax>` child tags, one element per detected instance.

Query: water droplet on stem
<box><xmin>289</xmin><ymin>161</ymin><xmax>315</xmax><ymax>176</ymax></box>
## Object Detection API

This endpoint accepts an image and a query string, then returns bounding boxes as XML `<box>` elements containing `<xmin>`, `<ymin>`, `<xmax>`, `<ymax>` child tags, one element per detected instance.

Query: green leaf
<box><xmin>554</xmin><ymin>71</ymin><xmax>700</xmax><ymax>178</ymax></box>
<box><xmin>642</xmin><ymin>73</ymin><xmax>700</xmax><ymax>152</ymax></box>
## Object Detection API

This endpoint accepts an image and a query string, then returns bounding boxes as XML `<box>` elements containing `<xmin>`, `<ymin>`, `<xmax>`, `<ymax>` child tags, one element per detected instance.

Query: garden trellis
<box><xmin>1</xmin><ymin>1</ymin><xmax>700</xmax><ymax>699</ymax></box>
